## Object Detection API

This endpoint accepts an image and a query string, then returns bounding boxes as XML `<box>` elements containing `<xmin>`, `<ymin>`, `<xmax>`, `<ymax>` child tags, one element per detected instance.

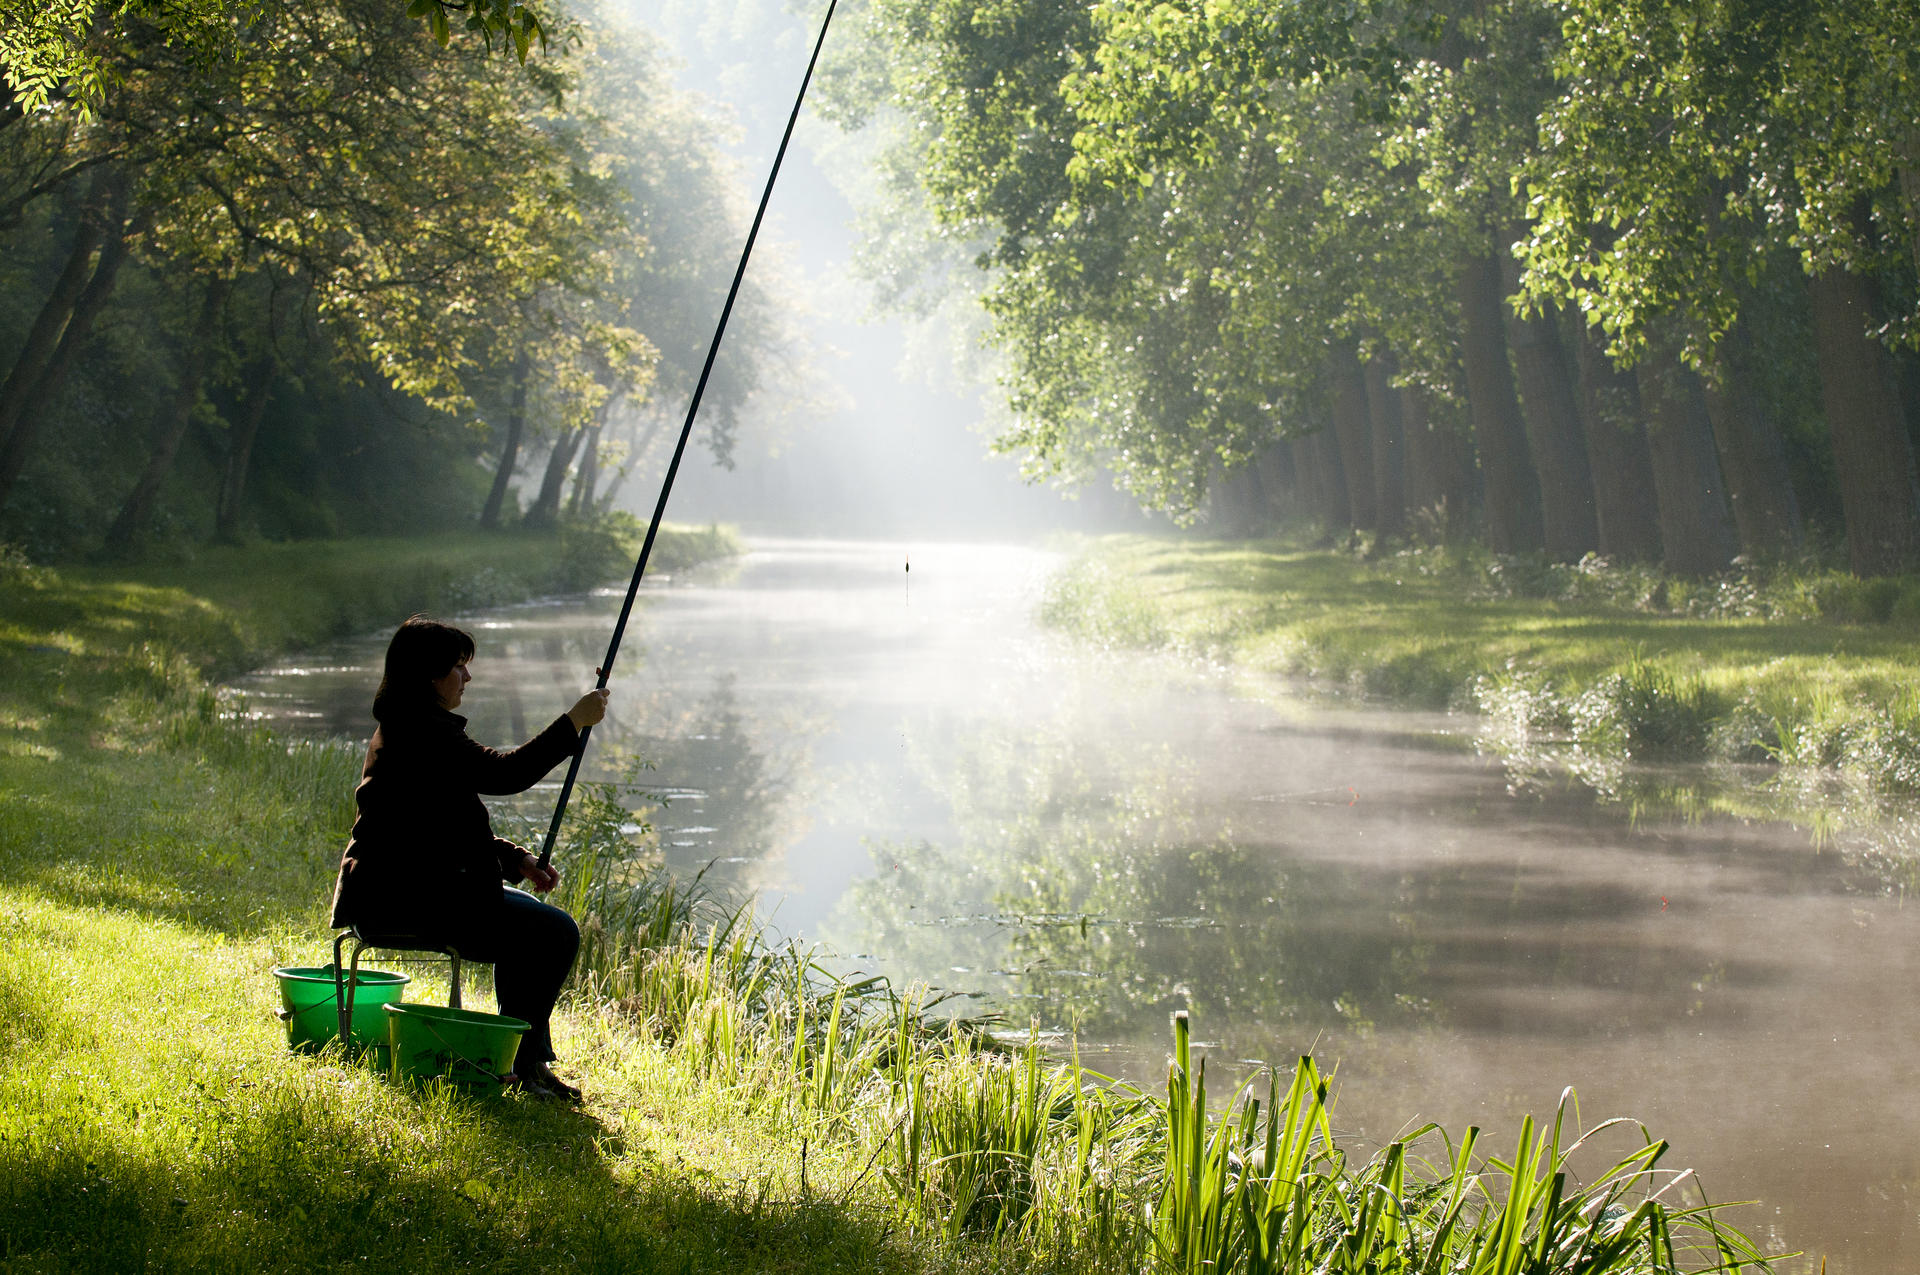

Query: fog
<box><xmin>606</xmin><ymin>0</ymin><xmax>1143</xmax><ymax>540</ymax></box>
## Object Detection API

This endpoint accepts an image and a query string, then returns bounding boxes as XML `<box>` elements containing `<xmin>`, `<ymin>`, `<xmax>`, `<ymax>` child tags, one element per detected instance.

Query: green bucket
<box><xmin>272</xmin><ymin>965</ymin><xmax>409</xmax><ymax>1052</ymax></box>
<box><xmin>384</xmin><ymin>1002</ymin><xmax>529</xmax><ymax>1097</ymax></box>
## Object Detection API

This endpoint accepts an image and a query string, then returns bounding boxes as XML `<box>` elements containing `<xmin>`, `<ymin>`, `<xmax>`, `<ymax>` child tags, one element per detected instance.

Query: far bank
<box><xmin>1042</xmin><ymin>533</ymin><xmax>1920</xmax><ymax>795</ymax></box>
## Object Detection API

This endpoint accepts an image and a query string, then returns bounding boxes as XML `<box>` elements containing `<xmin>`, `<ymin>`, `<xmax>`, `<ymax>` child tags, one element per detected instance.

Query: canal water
<box><xmin>233</xmin><ymin>538</ymin><xmax>1920</xmax><ymax>1273</ymax></box>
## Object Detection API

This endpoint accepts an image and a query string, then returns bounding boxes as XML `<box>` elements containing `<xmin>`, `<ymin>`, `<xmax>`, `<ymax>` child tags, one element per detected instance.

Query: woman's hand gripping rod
<box><xmin>535</xmin><ymin>0</ymin><xmax>840</xmax><ymax>870</ymax></box>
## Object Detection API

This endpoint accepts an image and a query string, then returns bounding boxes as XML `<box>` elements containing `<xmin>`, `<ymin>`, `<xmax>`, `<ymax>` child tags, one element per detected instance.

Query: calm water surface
<box><xmin>232</xmin><ymin>538</ymin><xmax>1920</xmax><ymax>1273</ymax></box>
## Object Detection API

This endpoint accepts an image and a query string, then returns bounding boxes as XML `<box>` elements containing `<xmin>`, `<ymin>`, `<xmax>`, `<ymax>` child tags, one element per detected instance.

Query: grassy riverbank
<box><xmin>0</xmin><ymin>527</ymin><xmax>910</xmax><ymax>1273</ymax></box>
<box><xmin>1043</xmin><ymin>534</ymin><xmax>1920</xmax><ymax>792</ymax></box>
<box><xmin>0</xmin><ymin>532</ymin><xmax>1781</xmax><ymax>1272</ymax></box>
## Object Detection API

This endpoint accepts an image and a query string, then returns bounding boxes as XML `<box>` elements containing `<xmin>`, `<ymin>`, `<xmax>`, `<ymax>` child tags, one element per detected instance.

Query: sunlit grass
<box><xmin>0</xmin><ymin>887</ymin><xmax>924</xmax><ymax>1272</ymax></box>
<box><xmin>0</xmin><ymin>528</ymin><xmax>940</xmax><ymax>1274</ymax></box>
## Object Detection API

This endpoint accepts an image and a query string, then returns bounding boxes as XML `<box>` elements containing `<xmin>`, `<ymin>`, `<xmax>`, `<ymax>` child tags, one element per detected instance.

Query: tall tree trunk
<box><xmin>1401</xmin><ymin>389</ymin><xmax>1476</xmax><ymax>542</ymax></box>
<box><xmin>1898</xmin><ymin>131</ymin><xmax>1920</xmax><ymax>280</ymax></box>
<box><xmin>1570</xmin><ymin>323</ymin><xmax>1663</xmax><ymax>563</ymax></box>
<box><xmin>105</xmin><ymin>275</ymin><xmax>234</xmax><ymax>552</ymax></box>
<box><xmin>1294</xmin><ymin>427</ymin><xmax>1349</xmax><ymax>532</ymax></box>
<box><xmin>1457</xmin><ymin>249</ymin><xmax>1542</xmax><ymax>553</ymax></box>
<box><xmin>1503</xmin><ymin>285</ymin><xmax>1599</xmax><ymax>561</ymax></box>
<box><xmin>1400</xmin><ymin>383</ymin><xmax>1437</xmax><ymax>519</ymax></box>
<box><xmin>1328</xmin><ymin>343</ymin><xmax>1376</xmax><ymax>530</ymax></box>
<box><xmin>1316</xmin><ymin>425</ymin><xmax>1350</xmax><ymax>531</ymax></box>
<box><xmin>0</xmin><ymin>188</ymin><xmax>107</xmax><ymax>455</ymax></box>
<box><xmin>1699</xmin><ymin>320</ymin><xmax>1804</xmax><ymax>557</ymax></box>
<box><xmin>523</xmin><ymin>423</ymin><xmax>585</xmax><ymax>529</ymax></box>
<box><xmin>0</xmin><ymin>216</ymin><xmax>132</xmax><ymax>513</ymax></box>
<box><xmin>1209</xmin><ymin>461</ymin><xmax>1267</xmax><ymax>537</ymax></box>
<box><xmin>479</xmin><ymin>349</ymin><xmax>531</xmax><ymax>530</ymax></box>
<box><xmin>1636</xmin><ymin>344</ymin><xmax>1740</xmax><ymax>575</ymax></box>
<box><xmin>1445</xmin><ymin>401</ymin><xmax>1481</xmax><ymax>534</ymax></box>
<box><xmin>214</xmin><ymin>356</ymin><xmax>276</xmax><ymax>543</ymax></box>
<box><xmin>1283</xmin><ymin>434</ymin><xmax>1323</xmax><ymax>526</ymax></box>
<box><xmin>1254</xmin><ymin>439</ymin><xmax>1298</xmax><ymax>524</ymax></box>
<box><xmin>1361</xmin><ymin>351</ymin><xmax>1407</xmax><ymax>539</ymax></box>
<box><xmin>567</xmin><ymin>422</ymin><xmax>603</xmax><ymax>517</ymax></box>
<box><xmin>594</xmin><ymin>412</ymin><xmax>669</xmax><ymax>514</ymax></box>
<box><xmin>1808</xmin><ymin>264</ymin><xmax>1920</xmax><ymax>576</ymax></box>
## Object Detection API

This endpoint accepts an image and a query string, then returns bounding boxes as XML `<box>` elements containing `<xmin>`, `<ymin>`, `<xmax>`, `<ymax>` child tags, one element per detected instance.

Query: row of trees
<box><xmin>829</xmin><ymin>0</ymin><xmax>1920</xmax><ymax>575</ymax></box>
<box><xmin>0</xmin><ymin>0</ymin><xmax>782</xmax><ymax>558</ymax></box>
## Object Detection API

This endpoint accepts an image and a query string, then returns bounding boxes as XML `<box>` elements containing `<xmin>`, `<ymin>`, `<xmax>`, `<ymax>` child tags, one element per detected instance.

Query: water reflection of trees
<box><xmin>598</xmin><ymin>674</ymin><xmax>803</xmax><ymax>897</ymax></box>
<box><xmin>831</xmin><ymin>722</ymin><xmax>1439</xmax><ymax>1044</ymax></box>
<box><xmin>1491</xmin><ymin>733</ymin><xmax>1920</xmax><ymax>896</ymax></box>
<box><xmin>833</xmin><ymin>720</ymin><xmax>1768</xmax><ymax>1055</ymax></box>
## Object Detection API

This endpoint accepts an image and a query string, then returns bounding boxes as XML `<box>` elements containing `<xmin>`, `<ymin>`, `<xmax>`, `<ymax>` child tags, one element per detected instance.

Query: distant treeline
<box><xmin>829</xmin><ymin>0</ymin><xmax>1920</xmax><ymax>576</ymax></box>
<box><xmin>0</xmin><ymin>0</ymin><xmax>782</xmax><ymax>560</ymax></box>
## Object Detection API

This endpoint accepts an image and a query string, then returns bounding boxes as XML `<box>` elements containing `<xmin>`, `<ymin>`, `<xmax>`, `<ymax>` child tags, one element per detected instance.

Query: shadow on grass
<box><xmin>0</xmin><ymin>1072</ymin><xmax>915</xmax><ymax>1275</ymax></box>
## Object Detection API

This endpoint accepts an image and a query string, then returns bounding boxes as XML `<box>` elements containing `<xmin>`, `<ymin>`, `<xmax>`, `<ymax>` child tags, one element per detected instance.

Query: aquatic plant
<box><xmin>1569</xmin><ymin>655</ymin><xmax>1716</xmax><ymax>761</ymax></box>
<box><xmin>1148</xmin><ymin>1012</ymin><xmax>1772</xmax><ymax>1275</ymax></box>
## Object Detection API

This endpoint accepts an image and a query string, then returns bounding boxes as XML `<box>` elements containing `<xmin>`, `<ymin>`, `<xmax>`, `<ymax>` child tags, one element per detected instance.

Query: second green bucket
<box><xmin>385</xmin><ymin>1002</ymin><xmax>529</xmax><ymax>1097</ymax></box>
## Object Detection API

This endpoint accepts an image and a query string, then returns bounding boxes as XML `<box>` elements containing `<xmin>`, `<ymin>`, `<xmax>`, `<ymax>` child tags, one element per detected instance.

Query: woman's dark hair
<box><xmin>372</xmin><ymin>615</ymin><xmax>475</xmax><ymax>722</ymax></box>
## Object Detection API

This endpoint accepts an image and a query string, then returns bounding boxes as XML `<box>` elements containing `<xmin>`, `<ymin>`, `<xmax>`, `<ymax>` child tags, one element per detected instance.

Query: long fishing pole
<box><xmin>537</xmin><ymin>0</ymin><xmax>839</xmax><ymax>869</ymax></box>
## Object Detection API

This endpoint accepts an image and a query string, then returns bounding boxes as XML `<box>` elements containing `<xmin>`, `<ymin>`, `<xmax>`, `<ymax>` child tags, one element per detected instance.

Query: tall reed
<box><xmin>1145</xmin><ymin>1010</ymin><xmax>1774</xmax><ymax>1274</ymax></box>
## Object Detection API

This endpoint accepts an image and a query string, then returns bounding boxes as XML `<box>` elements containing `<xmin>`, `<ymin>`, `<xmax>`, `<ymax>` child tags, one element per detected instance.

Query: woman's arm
<box><xmin>454</xmin><ymin>716</ymin><xmax>578</xmax><ymax>795</ymax></box>
<box><xmin>452</xmin><ymin>685</ymin><xmax>609</xmax><ymax>795</ymax></box>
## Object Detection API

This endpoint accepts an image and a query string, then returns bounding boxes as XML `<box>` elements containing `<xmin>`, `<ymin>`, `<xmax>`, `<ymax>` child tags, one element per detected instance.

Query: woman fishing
<box><xmin>329</xmin><ymin>614</ymin><xmax>610</xmax><ymax>1099</ymax></box>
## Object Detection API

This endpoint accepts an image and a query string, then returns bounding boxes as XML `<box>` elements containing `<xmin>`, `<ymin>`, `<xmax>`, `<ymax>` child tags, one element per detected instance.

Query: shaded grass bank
<box><xmin>0</xmin><ymin>534</ymin><xmax>1781</xmax><ymax>1272</ymax></box>
<box><xmin>1041</xmin><ymin>534</ymin><xmax>1920</xmax><ymax>798</ymax></box>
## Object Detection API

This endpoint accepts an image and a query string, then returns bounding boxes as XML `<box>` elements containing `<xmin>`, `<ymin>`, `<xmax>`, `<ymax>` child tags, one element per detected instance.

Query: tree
<box><xmin>0</xmin><ymin>0</ymin><xmax>654</xmax><ymax>542</ymax></box>
<box><xmin>0</xmin><ymin>1</ymin><xmax>827</xmax><ymax>556</ymax></box>
<box><xmin>1522</xmin><ymin>0</ymin><xmax>1920</xmax><ymax>572</ymax></box>
<box><xmin>1</xmin><ymin>0</ymin><xmax>544</xmax><ymax>119</ymax></box>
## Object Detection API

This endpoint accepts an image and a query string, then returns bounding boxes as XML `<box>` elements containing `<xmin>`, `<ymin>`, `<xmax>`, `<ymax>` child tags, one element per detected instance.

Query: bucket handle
<box><xmin>412</xmin><ymin>1014</ymin><xmax>520</xmax><ymax>1087</ymax></box>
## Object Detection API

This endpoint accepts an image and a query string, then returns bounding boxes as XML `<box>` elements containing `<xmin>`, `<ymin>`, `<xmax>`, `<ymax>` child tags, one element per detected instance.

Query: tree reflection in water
<box><xmin>1489</xmin><ymin>727</ymin><xmax>1920</xmax><ymax>897</ymax></box>
<box><xmin>828</xmin><ymin>715</ymin><xmax>1776</xmax><ymax>1071</ymax></box>
<box><xmin>826</xmin><ymin>720</ymin><xmax>1441</xmax><ymax>1049</ymax></box>
<box><xmin>542</xmin><ymin>674</ymin><xmax>803</xmax><ymax>899</ymax></box>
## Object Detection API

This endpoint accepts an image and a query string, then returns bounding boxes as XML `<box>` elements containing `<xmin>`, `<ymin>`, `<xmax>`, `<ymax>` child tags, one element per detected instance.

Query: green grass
<box><xmin>1040</xmin><ymin>534</ymin><xmax>1920</xmax><ymax>795</ymax></box>
<box><xmin>0</xmin><ymin>532</ymin><xmax>1783</xmax><ymax>1272</ymax></box>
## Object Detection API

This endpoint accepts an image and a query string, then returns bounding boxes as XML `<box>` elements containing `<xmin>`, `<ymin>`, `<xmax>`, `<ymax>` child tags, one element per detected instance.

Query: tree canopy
<box><xmin>832</xmin><ymin>0</ymin><xmax>1920</xmax><ymax>574</ymax></box>
<box><xmin>0</xmin><ymin>0</ymin><xmax>793</xmax><ymax>557</ymax></box>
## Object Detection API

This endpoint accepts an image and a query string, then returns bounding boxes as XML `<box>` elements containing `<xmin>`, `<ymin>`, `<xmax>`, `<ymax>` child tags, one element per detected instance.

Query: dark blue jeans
<box><xmin>448</xmin><ymin>888</ymin><xmax>579</xmax><ymax>1068</ymax></box>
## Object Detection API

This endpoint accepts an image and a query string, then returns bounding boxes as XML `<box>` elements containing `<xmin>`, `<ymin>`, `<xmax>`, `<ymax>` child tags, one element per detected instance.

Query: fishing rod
<box><xmin>536</xmin><ymin>0</ymin><xmax>839</xmax><ymax>870</ymax></box>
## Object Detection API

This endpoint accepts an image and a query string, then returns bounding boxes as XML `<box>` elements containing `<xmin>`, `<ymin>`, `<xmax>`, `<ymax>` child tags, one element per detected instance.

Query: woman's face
<box><xmin>432</xmin><ymin>658</ymin><xmax>472</xmax><ymax>710</ymax></box>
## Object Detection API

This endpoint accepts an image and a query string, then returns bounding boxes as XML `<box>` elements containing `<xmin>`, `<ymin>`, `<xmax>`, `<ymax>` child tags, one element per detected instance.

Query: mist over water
<box><xmin>242</xmin><ymin>538</ymin><xmax>1920</xmax><ymax>1274</ymax></box>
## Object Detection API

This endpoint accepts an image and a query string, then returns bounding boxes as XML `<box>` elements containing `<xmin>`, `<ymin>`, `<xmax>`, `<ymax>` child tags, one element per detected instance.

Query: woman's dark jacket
<box><xmin>329</xmin><ymin>707</ymin><xmax>578</xmax><ymax>939</ymax></box>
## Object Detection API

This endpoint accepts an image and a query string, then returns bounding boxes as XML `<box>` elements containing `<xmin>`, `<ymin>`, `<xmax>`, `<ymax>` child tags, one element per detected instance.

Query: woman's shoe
<box><xmin>519</xmin><ymin>1062</ymin><xmax>582</xmax><ymax>1102</ymax></box>
<box><xmin>502</xmin><ymin>1071</ymin><xmax>545</xmax><ymax>1099</ymax></box>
